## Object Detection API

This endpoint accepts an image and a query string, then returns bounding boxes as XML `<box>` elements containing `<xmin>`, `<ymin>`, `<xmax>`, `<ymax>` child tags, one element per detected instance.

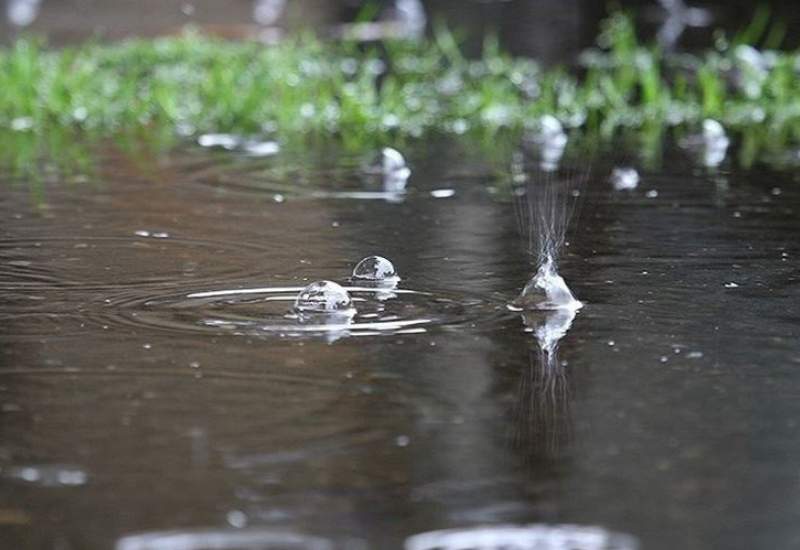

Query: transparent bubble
<box><xmin>293</xmin><ymin>281</ymin><xmax>353</xmax><ymax>314</ymax></box>
<box><xmin>352</xmin><ymin>256</ymin><xmax>399</xmax><ymax>282</ymax></box>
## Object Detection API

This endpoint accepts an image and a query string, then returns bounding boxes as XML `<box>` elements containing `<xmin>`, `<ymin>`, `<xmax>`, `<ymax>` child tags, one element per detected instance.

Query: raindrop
<box><xmin>293</xmin><ymin>281</ymin><xmax>354</xmax><ymax>314</ymax></box>
<box><xmin>352</xmin><ymin>256</ymin><xmax>399</xmax><ymax>283</ymax></box>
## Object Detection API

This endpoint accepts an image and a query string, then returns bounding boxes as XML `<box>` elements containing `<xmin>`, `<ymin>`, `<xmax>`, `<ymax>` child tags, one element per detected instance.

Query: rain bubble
<box><xmin>293</xmin><ymin>281</ymin><xmax>354</xmax><ymax>314</ymax></box>
<box><xmin>352</xmin><ymin>256</ymin><xmax>399</xmax><ymax>282</ymax></box>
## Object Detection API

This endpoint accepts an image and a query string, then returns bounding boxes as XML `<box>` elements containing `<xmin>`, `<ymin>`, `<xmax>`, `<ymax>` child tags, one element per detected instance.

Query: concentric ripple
<box><xmin>94</xmin><ymin>283</ymin><xmax>508</xmax><ymax>340</ymax></box>
<box><xmin>0</xmin><ymin>236</ymin><xmax>285</xmax><ymax>292</ymax></box>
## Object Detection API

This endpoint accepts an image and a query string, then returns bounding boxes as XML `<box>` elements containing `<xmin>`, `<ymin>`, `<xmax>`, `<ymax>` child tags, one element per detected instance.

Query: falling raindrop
<box><xmin>293</xmin><ymin>281</ymin><xmax>354</xmax><ymax>314</ymax></box>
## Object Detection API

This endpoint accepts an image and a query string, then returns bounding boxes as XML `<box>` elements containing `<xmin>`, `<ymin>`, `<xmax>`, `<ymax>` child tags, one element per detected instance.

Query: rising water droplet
<box><xmin>293</xmin><ymin>281</ymin><xmax>354</xmax><ymax>314</ymax></box>
<box><xmin>352</xmin><ymin>256</ymin><xmax>399</xmax><ymax>283</ymax></box>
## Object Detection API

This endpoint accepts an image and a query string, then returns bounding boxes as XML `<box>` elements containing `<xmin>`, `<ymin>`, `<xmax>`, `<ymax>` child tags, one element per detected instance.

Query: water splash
<box><xmin>405</xmin><ymin>524</ymin><xmax>639</xmax><ymax>550</ymax></box>
<box><xmin>511</xmin><ymin>167</ymin><xmax>585</xmax><ymax>312</ymax></box>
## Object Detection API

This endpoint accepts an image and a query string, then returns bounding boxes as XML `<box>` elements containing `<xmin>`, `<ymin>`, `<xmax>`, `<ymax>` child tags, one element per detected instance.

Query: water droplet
<box><xmin>724</xmin><ymin>282</ymin><xmax>739</xmax><ymax>288</ymax></box>
<box><xmin>293</xmin><ymin>281</ymin><xmax>354</xmax><ymax>314</ymax></box>
<box><xmin>645</xmin><ymin>190</ymin><xmax>659</xmax><ymax>198</ymax></box>
<box><xmin>352</xmin><ymin>256</ymin><xmax>399</xmax><ymax>283</ymax></box>
<box><xmin>395</xmin><ymin>435</ymin><xmax>411</xmax><ymax>447</ymax></box>
<box><xmin>611</xmin><ymin>167</ymin><xmax>639</xmax><ymax>191</ymax></box>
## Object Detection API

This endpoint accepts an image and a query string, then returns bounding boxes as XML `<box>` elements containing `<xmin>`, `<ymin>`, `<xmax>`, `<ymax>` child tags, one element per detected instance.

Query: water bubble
<box><xmin>610</xmin><ymin>167</ymin><xmax>639</xmax><ymax>191</ymax></box>
<box><xmin>293</xmin><ymin>281</ymin><xmax>354</xmax><ymax>314</ymax></box>
<box><xmin>352</xmin><ymin>256</ymin><xmax>399</xmax><ymax>283</ymax></box>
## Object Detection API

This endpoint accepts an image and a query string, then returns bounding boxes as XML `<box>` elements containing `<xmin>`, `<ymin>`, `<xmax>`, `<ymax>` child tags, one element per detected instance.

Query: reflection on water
<box><xmin>405</xmin><ymin>524</ymin><xmax>639</xmax><ymax>550</ymax></box>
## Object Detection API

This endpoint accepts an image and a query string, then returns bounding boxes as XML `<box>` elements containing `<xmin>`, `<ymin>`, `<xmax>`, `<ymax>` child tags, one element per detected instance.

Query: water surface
<box><xmin>1</xmin><ymin>137</ymin><xmax>799</xmax><ymax>550</ymax></box>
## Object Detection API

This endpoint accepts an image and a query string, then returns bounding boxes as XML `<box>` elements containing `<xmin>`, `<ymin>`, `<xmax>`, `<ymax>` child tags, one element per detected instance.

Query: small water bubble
<box><xmin>273</xmin><ymin>194</ymin><xmax>285</xmax><ymax>203</ymax></box>
<box><xmin>143</xmin><ymin>344</ymin><xmax>152</xmax><ymax>350</ymax></box>
<box><xmin>189</xmin><ymin>361</ymin><xmax>200</xmax><ymax>369</ymax></box>
<box><xmin>724</xmin><ymin>282</ymin><xmax>739</xmax><ymax>288</ymax></box>
<box><xmin>293</xmin><ymin>281</ymin><xmax>354</xmax><ymax>314</ymax></box>
<box><xmin>395</xmin><ymin>435</ymin><xmax>411</xmax><ymax>447</ymax></box>
<box><xmin>660</xmin><ymin>356</ymin><xmax>669</xmax><ymax>363</ymax></box>
<box><xmin>352</xmin><ymin>256</ymin><xmax>399</xmax><ymax>282</ymax></box>
<box><xmin>611</xmin><ymin>167</ymin><xmax>639</xmax><ymax>191</ymax></box>
<box><xmin>687</xmin><ymin>351</ymin><xmax>704</xmax><ymax>359</ymax></box>
<box><xmin>645</xmin><ymin>190</ymin><xmax>659</xmax><ymax>198</ymax></box>
<box><xmin>134</xmin><ymin>230</ymin><xmax>150</xmax><ymax>237</ymax></box>
<box><xmin>771</xmin><ymin>187</ymin><xmax>782</xmax><ymax>196</ymax></box>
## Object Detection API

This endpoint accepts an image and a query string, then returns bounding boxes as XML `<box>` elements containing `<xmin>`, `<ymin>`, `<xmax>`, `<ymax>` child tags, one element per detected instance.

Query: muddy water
<box><xmin>0</xmin><ymin>137</ymin><xmax>799</xmax><ymax>550</ymax></box>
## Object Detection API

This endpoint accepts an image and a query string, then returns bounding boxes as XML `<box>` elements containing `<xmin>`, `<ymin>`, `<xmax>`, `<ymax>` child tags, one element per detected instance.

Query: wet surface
<box><xmin>1</xmin><ymin>135</ymin><xmax>799</xmax><ymax>549</ymax></box>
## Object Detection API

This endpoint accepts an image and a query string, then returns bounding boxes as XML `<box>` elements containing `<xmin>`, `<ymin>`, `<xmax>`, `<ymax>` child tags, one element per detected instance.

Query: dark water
<box><xmin>1</xmin><ymin>134</ymin><xmax>799</xmax><ymax>550</ymax></box>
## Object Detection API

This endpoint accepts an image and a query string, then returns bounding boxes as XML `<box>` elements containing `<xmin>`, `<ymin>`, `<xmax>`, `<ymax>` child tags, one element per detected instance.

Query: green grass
<box><xmin>1</xmin><ymin>11</ymin><xmax>800</xmax><ymax>175</ymax></box>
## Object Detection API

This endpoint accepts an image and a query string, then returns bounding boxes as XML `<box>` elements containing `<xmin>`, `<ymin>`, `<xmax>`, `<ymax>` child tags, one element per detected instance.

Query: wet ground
<box><xmin>1</xmin><ymin>134</ymin><xmax>799</xmax><ymax>549</ymax></box>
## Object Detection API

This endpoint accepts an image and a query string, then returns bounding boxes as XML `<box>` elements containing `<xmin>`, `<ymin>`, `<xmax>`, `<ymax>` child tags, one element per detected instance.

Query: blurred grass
<box><xmin>1</xmin><ymin>11</ymin><xmax>800</xmax><ymax>178</ymax></box>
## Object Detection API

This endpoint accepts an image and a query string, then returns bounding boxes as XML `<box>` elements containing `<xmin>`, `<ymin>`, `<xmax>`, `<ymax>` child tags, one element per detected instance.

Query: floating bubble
<box><xmin>352</xmin><ymin>256</ymin><xmax>399</xmax><ymax>283</ymax></box>
<box><xmin>293</xmin><ymin>281</ymin><xmax>354</xmax><ymax>315</ymax></box>
<box><xmin>405</xmin><ymin>524</ymin><xmax>639</xmax><ymax>550</ymax></box>
<box><xmin>610</xmin><ymin>167</ymin><xmax>639</xmax><ymax>191</ymax></box>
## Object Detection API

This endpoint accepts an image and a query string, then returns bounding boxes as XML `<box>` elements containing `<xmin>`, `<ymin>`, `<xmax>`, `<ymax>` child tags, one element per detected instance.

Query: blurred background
<box><xmin>2</xmin><ymin>0</ymin><xmax>800</xmax><ymax>62</ymax></box>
